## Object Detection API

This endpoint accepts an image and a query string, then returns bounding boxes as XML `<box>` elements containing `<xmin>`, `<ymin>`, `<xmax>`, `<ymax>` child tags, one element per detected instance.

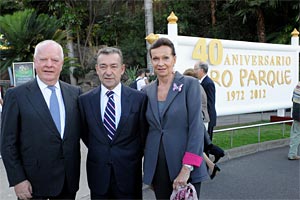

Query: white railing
<box><xmin>214</xmin><ymin>120</ymin><xmax>293</xmax><ymax>148</ymax></box>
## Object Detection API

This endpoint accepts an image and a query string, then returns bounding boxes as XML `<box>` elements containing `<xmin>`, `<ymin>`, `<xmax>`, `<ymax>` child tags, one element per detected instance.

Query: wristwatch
<box><xmin>183</xmin><ymin>164</ymin><xmax>194</xmax><ymax>171</ymax></box>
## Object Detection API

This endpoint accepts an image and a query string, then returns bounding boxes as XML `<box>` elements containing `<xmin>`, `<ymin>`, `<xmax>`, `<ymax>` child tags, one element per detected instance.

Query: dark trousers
<box><xmin>30</xmin><ymin>178</ymin><xmax>76</xmax><ymax>200</ymax></box>
<box><xmin>207</xmin><ymin>124</ymin><xmax>214</xmax><ymax>141</ymax></box>
<box><xmin>90</xmin><ymin>167</ymin><xmax>142</xmax><ymax>199</ymax></box>
<box><xmin>204</xmin><ymin>127</ymin><xmax>224</xmax><ymax>161</ymax></box>
<box><xmin>152</xmin><ymin>141</ymin><xmax>201</xmax><ymax>199</ymax></box>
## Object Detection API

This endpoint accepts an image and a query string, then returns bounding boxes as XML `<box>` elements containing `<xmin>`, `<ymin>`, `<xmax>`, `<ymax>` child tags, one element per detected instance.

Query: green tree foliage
<box><xmin>48</xmin><ymin>0</ymin><xmax>90</xmax><ymax>69</ymax></box>
<box><xmin>0</xmin><ymin>0</ymin><xmax>26</xmax><ymax>15</ymax></box>
<box><xmin>152</xmin><ymin>0</ymin><xmax>255</xmax><ymax>40</ymax></box>
<box><xmin>223</xmin><ymin>0</ymin><xmax>300</xmax><ymax>43</ymax></box>
<box><xmin>0</xmin><ymin>9</ymin><xmax>67</xmax><ymax>72</ymax></box>
<box><xmin>265</xmin><ymin>1</ymin><xmax>300</xmax><ymax>44</ymax></box>
<box><xmin>48</xmin><ymin>0</ymin><xmax>147</xmax><ymax>72</ymax></box>
<box><xmin>89</xmin><ymin>2</ymin><xmax>147</xmax><ymax>70</ymax></box>
<box><xmin>0</xmin><ymin>0</ymin><xmax>299</xmax><ymax>78</ymax></box>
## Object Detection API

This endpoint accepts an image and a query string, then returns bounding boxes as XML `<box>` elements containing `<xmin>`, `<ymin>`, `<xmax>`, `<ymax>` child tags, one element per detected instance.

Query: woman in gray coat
<box><xmin>142</xmin><ymin>38</ymin><xmax>209</xmax><ymax>199</ymax></box>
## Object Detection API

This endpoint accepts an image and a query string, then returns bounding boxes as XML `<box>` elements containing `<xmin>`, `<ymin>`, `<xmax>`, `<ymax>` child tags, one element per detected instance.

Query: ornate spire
<box><xmin>291</xmin><ymin>28</ymin><xmax>299</xmax><ymax>37</ymax></box>
<box><xmin>167</xmin><ymin>12</ymin><xmax>178</xmax><ymax>24</ymax></box>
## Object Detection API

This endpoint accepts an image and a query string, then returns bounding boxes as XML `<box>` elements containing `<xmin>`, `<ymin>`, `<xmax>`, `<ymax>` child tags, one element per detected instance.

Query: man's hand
<box><xmin>14</xmin><ymin>180</ymin><xmax>32</xmax><ymax>200</ymax></box>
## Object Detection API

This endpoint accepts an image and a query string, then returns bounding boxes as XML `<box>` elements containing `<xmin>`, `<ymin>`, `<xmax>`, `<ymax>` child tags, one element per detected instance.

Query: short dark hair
<box><xmin>137</xmin><ymin>69</ymin><xmax>145</xmax><ymax>76</ymax></box>
<box><xmin>149</xmin><ymin>37</ymin><xmax>176</xmax><ymax>58</ymax></box>
<box><xmin>97</xmin><ymin>47</ymin><xmax>123</xmax><ymax>64</ymax></box>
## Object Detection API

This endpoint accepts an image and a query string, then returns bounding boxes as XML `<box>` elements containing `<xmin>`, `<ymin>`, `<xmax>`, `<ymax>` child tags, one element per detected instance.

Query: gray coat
<box><xmin>200</xmin><ymin>85</ymin><xmax>210</xmax><ymax>123</ymax></box>
<box><xmin>143</xmin><ymin>72</ymin><xmax>209</xmax><ymax>185</ymax></box>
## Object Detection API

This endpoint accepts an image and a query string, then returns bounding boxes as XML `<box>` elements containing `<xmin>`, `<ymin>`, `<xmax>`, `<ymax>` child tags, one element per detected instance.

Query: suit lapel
<box><xmin>160</xmin><ymin>72</ymin><xmax>184</xmax><ymax>118</ymax></box>
<box><xmin>113</xmin><ymin>85</ymin><xmax>131</xmax><ymax>142</ymax></box>
<box><xmin>25</xmin><ymin>79</ymin><xmax>60</xmax><ymax>138</ymax></box>
<box><xmin>148</xmin><ymin>80</ymin><xmax>160</xmax><ymax>126</ymax></box>
<box><xmin>60</xmin><ymin>81</ymin><xmax>74</xmax><ymax>140</ymax></box>
<box><xmin>201</xmin><ymin>75</ymin><xmax>208</xmax><ymax>85</ymax></box>
<box><xmin>89</xmin><ymin>87</ymin><xmax>103</xmax><ymax>125</ymax></box>
<box><xmin>88</xmin><ymin>86</ymin><xmax>111</xmax><ymax>143</ymax></box>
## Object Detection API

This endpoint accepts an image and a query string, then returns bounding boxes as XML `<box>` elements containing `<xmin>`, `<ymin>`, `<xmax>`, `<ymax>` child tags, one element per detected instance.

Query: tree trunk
<box><xmin>75</xmin><ymin>0</ymin><xmax>96</xmax><ymax>71</ymax></box>
<box><xmin>144</xmin><ymin>0</ymin><xmax>154</xmax><ymax>73</ymax></box>
<box><xmin>256</xmin><ymin>7</ymin><xmax>266</xmax><ymax>42</ymax></box>
<box><xmin>210</xmin><ymin>0</ymin><xmax>217</xmax><ymax>26</ymax></box>
<box><xmin>66</xmin><ymin>30</ymin><xmax>77</xmax><ymax>85</ymax></box>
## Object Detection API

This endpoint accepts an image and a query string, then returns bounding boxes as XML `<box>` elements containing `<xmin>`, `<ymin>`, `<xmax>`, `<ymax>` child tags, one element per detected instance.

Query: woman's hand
<box><xmin>172</xmin><ymin>165</ymin><xmax>191</xmax><ymax>190</ymax></box>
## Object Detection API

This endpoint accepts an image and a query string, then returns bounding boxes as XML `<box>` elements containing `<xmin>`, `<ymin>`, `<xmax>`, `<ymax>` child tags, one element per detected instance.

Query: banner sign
<box><xmin>13</xmin><ymin>62</ymin><xmax>35</xmax><ymax>86</ymax></box>
<box><xmin>159</xmin><ymin>34</ymin><xmax>300</xmax><ymax>116</ymax></box>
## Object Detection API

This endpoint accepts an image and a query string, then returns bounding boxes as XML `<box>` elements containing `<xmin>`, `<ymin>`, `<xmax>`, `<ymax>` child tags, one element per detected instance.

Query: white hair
<box><xmin>34</xmin><ymin>40</ymin><xmax>64</xmax><ymax>60</ymax></box>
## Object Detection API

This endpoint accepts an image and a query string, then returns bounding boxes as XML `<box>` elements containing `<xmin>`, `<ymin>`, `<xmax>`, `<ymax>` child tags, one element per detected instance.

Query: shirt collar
<box><xmin>101</xmin><ymin>83</ymin><xmax>122</xmax><ymax>97</ymax></box>
<box><xmin>36</xmin><ymin>75</ymin><xmax>60</xmax><ymax>90</ymax></box>
<box><xmin>199</xmin><ymin>74</ymin><xmax>207</xmax><ymax>83</ymax></box>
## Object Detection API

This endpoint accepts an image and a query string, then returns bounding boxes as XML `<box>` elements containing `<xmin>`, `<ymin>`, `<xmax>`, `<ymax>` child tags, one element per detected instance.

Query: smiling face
<box><xmin>96</xmin><ymin>53</ymin><xmax>125</xmax><ymax>90</ymax></box>
<box><xmin>34</xmin><ymin>41</ymin><xmax>63</xmax><ymax>86</ymax></box>
<box><xmin>150</xmin><ymin>45</ymin><xmax>176</xmax><ymax>78</ymax></box>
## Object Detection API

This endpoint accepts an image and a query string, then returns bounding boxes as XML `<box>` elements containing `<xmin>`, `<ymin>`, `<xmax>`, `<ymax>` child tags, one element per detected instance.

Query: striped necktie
<box><xmin>48</xmin><ymin>86</ymin><xmax>61</xmax><ymax>135</ymax></box>
<box><xmin>103</xmin><ymin>91</ymin><xmax>116</xmax><ymax>140</ymax></box>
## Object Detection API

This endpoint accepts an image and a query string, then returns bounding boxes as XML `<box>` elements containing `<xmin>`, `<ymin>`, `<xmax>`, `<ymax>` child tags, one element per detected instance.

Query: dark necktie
<box><xmin>48</xmin><ymin>86</ymin><xmax>61</xmax><ymax>135</ymax></box>
<box><xmin>103</xmin><ymin>91</ymin><xmax>116</xmax><ymax>140</ymax></box>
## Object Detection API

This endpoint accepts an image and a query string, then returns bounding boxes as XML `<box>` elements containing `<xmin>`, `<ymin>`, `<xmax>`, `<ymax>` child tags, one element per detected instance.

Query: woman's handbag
<box><xmin>170</xmin><ymin>183</ymin><xmax>198</xmax><ymax>200</ymax></box>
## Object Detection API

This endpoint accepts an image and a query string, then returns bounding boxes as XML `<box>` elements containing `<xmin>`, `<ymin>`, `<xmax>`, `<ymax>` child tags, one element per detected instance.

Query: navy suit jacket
<box><xmin>78</xmin><ymin>84</ymin><xmax>148</xmax><ymax>196</ymax></box>
<box><xmin>201</xmin><ymin>75</ymin><xmax>217</xmax><ymax>127</ymax></box>
<box><xmin>1</xmin><ymin>79</ymin><xmax>82</xmax><ymax>197</ymax></box>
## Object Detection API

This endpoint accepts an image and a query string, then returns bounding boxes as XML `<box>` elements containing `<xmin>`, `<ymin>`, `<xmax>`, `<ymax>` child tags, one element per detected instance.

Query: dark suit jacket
<box><xmin>1</xmin><ymin>79</ymin><xmax>82</xmax><ymax>197</ymax></box>
<box><xmin>78</xmin><ymin>84</ymin><xmax>148</xmax><ymax>197</ymax></box>
<box><xmin>201</xmin><ymin>75</ymin><xmax>217</xmax><ymax>127</ymax></box>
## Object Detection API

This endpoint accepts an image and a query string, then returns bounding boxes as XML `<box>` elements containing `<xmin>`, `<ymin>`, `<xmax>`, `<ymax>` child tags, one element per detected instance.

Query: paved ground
<box><xmin>142</xmin><ymin>145</ymin><xmax>300</xmax><ymax>200</ymax></box>
<box><xmin>201</xmin><ymin>145</ymin><xmax>300</xmax><ymax>200</ymax></box>
<box><xmin>2</xmin><ymin>144</ymin><xmax>298</xmax><ymax>200</ymax></box>
<box><xmin>1</xmin><ymin>111</ymin><xmax>298</xmax><ymax>200</ymax></box>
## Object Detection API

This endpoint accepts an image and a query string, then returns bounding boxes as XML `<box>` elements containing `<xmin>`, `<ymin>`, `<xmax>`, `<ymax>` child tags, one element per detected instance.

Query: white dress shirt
<box><xmin>136</xmin><ymin>76</ymin><xmax>146</xmax><ymax>91</ymax></box>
